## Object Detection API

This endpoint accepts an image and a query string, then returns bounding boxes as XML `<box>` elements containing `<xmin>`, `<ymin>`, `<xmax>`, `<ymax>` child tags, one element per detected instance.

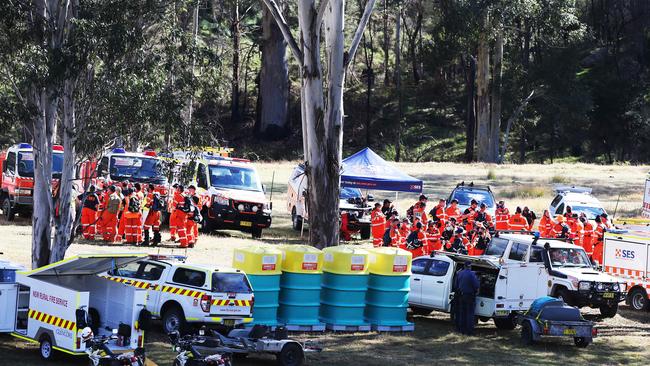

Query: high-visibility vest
<box><xmin>495</xmin><ymin>208</ymin><xmax>510</xmax><ymax>230</ymax></box>
<box><xmin>582</xmin><ymin>222</ymin><xmax>594</xmax><ymax>254</ymax></box>
<box><xmin>508</xmin><ymin>214</ymin><xmax>528</xmax><ymax>231</ymax></box>
<box><xmin>433</xmin><ymin>206</ymin><xmax>448</xmax><ymax>222</ymax></box>
<box><xmin>412</xmin><ymin>204</ymin><xmax>428</xmax><ymax>225</ymax></box>
<box><xmin>445</xmin><ymin>206</ymin><xmax>461</xmax><ymax>221</ymax></box>
<box><xmin>538</xmin><ymin>216</ymin><xmax>552</xmax><ymax>236</ymax></box>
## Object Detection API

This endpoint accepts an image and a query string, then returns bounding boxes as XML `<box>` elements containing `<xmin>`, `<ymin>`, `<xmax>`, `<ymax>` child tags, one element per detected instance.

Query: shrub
<box><xmin>549</xmin><ymin>175</ymin><xmax>570</xmax><ymax>184</ymax></box>
<box><xmin>501</xmin><ymin>186</ymin><xmax>549</xmax><ymax>199</ymax></box>
<box><xmin>486</xmin><ymin>169</ymin><xmax>496</xmax><ymax>180</ymax></box>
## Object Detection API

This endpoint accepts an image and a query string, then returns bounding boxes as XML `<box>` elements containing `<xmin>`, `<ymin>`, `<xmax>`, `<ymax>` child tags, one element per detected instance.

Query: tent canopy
<box><xmin>341</xmin><ymin>148</ymin><xmax>423</xmax><ymax>193</ymax></box>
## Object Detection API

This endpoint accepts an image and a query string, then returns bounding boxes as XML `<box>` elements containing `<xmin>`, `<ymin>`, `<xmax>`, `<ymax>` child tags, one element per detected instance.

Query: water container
<box><xmin>277</xmin><ymin>245</ymin><xmax>323</xmax><ymax>327</ymax></box>
<box><xmin>319</xmin><ymin>246</ymin><xmax>369</xmax><ymax>326</ymax></box>
<box><xmin>364</xmin><ymin>248</ymin><xmax>413</xmax><ymax>327</ymax></box>
<box><xmin>232</xmin><ymin>246</ymin><xmax>282</xmax><ymax>326</ymax></box>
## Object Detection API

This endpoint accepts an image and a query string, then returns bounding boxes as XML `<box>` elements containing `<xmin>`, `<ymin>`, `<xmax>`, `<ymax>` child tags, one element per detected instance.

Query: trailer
<box><xmin>0</xmin><ymin>256</ymin><xmax>25</xmax><ymax>332</ymax></box>
<box><xmin>10</xmin><ymin>254</ymin><xmax>150</xmax><ymax>360</ymax></box>
<box><xmin>603</xmin><ymin>227</ymin><xmax>650</xmax><ymax>311</ymax></box>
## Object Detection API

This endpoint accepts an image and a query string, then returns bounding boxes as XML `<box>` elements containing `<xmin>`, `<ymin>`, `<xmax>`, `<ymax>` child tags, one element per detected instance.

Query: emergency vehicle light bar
<box><xmin>148</xmin><ymin>254</ymin><xmax>187</xmax><ymax>262</ymax></box>
<box><xmin>53</xmin><ymin>145</ymin><xmax>64</xmax><ymax>151</ymax></box>
<box><xmin>112</xmin><ymin>147</ymin><xmax>127</xmax><ymax>154</ymax></box>
<box><xmin>18</xmin><ymin>143</ymin><xmax>33</xmax><ymax>149</ymax></box>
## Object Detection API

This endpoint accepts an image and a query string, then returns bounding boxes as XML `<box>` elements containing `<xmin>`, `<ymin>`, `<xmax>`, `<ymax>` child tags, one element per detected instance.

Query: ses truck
<box><xmin>603</xmin><ymin>226</ymin><xmax>650</xmax><ymax>311</ymax></box>
<box><xmin>1</xmin><ymin>254</ymin><xmax>149</xmax><ymax>361</ymax></box>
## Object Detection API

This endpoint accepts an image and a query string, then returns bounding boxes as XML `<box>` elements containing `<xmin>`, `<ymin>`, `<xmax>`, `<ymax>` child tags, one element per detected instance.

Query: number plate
<box><xmin>563</xmin><ymin>328</ymin><xmax>577</xmax><ymax>335</ymax></box>
<box><xmin>240</xmin><ymin>221</ymin><xmax>252</xmax><ymax>227</ymax></box>
<box><xmin>495</xmin><ymin>310</ymin><xmax>509</xmax><ymax>316</ymax></box>
<box><xmin>223</xmin><ymin>319</ymin><xmax>236</xmax><ymax>326</ymax></box>
<box><xmin>603</xmin><ymin>292</ymin><xmax>614</xmax><ymax>299</ymax></box>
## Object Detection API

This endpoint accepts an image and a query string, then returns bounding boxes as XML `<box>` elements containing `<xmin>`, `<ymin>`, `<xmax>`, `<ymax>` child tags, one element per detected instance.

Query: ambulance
<box><xmin>162</xmin><ymin>150</ymin><xmax>272</xmax><ymax>239</ymax></box>
<box><xmin>98</xmin><ymin>254</ymin><xmax>254</xmax><ymax>334</ymax></box>
<box><xmin>0</xmin><ymin>143</ymin><xmax>65</xmax><ymax>220</ymax></box>
<box><xmin>8</xmin><ymin>254</ymin><xmax>149</xmax><ymax>361</ymax></box>
<box><xmin>603</xmin><ymin>226</ymin><xmax>650</xmax><ymax>311</ymax></box>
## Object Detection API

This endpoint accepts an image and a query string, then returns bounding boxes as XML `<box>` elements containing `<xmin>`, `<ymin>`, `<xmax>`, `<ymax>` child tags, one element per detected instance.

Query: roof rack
<box><xmin>456</xmin><ymin>181</ymin><xmax>491</xmax><ymax>192</ymax></box>
<box><xmin>149</xmin><ymin>254</ymin><xmax>187</xmax><ymax>262</ymax></box>
<box><xmin>553</xmin><ymin>185</ymin><xmax>592</xmax><ymax>194</ymax></box>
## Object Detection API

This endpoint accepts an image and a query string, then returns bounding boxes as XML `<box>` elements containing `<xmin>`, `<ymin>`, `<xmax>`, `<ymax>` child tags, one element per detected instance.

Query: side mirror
<box><xmin>112</xmin><ymin>328</ymin><xmax>118</xmax><ymax>335</ymax></box>
<box><xmin>262</xmin><ymin>184</ymin><xmax>267</xmax><ymax>193</ymax></box>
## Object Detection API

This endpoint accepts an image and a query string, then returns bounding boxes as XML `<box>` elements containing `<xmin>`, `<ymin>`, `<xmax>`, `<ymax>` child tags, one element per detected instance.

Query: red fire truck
<box><xmin>0</xmin><ymin>143</ymin><xmax>65</xmax><ymax>221</ymax></box>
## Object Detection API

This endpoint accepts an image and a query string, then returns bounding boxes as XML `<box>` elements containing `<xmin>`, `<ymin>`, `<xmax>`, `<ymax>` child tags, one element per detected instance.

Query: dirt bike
<box><xmin>169</xmin><ymin>331</ymin><xmax>232</xmax><ymax>366</ymax></box>
<box><xmin>85</xmin><ymin>333</ymin><xmax>145</xmax><ymax>366</ymax></box>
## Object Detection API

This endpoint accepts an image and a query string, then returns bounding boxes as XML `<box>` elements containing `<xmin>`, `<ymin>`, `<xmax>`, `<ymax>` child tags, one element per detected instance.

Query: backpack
<box><xmin>192</xmin><ymin>206</ymin><xmax>203</xmax><ymax>223</ymax></box>
<box><xmin>151</xmin><ymin>194</ymin><xmax>164</xmax><ymax>211</ymax></box>
<box><xmin>406</xmin><ymin>232</ymin><xmax>423</xmax><ymax>249</ymax></box>
<box><xmin>128</xmin><ymin>197</ymin><xmax>140</xmax><ymax>213</ymax></box>
<box><xmin>382</xmin><ymin>228</ymin><xmax>392</xmax><ymax>247</ymax></box>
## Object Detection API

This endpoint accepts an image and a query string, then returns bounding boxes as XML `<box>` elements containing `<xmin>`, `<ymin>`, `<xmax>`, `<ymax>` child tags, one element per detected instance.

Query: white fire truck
<box><xmin>603</xmin><ymin>227</ymin><xmax>650</xmax><ymax>311</ymax></box>
<box><xmin>5</xmin><ymin>254</ymin><xmax>149</xmax><ymax>361</ymax></box>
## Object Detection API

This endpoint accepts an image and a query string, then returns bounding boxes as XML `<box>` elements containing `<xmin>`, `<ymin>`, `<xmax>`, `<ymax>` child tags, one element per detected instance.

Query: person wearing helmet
<box><xmin>143</xmin><ymin>187</ymin><xmax>162</xmax><ymax>246</ymax></box>
<box><xmin>78</xmin><ymin>185</ymin><xmax>100</xmax><ymax>240</ymax></box>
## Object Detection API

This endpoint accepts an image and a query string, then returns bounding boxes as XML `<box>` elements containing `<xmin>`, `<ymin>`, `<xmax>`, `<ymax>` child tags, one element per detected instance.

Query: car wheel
<box><xmin>251</xmin><ymin>227</ymin><xmax>263</xmax><ymax>239</ymax></box>
<box><xmin>291</xmin><ymin>208</ymin><xmax>302</xmax><ymax>231</ymax></box>
<box><xmin>39</xmin><ymin>335</ymin><xmax>54</xmax><ymax>360</ymax></box>
<box><xmin>574</xmin><ymin>337</ymin><xmax>591</xmax><ymax>348</ymax></box>
<box><xmin>162</xmin><ymin>306</ymin><xmax>187</xmax><ymax>334</ymax></box>
<box><xmin>360</xmin><ymin>225</ymin><xmax>371</xmax><ymax>240</ymax></box>
<box><xmin>599</xmin><ymin>303</ymin><xmax>618</xmax><ymax>318</ymax></box>
<box><xmin>493</xmin><ymin>314</ymin><xmax>517</xmax><ymax>330</ymax></box>
<box><xmin>2</xmin><ymin>198</ymin><xmax>15</xmax><ymax>222</ymax></box>
<box><xmin>521</xmin><ymin>322</ymin><xmax>534</xmax><ymax>345</ymax></box>
<box><xmin>629</xmin><ymin>288</ymin><xmax>649</xmax><ymax>311</ymax></box>
<box><xmin>409</xmin><ymin>306</ymin><xmax>431</xmax><ymax>316</ymax></box>
<box><xmin>277</xmin><ymin>342</ymin><xmax>304</xmax><ymax>366</ymax></box>
<box><xmin>555</xmin><ymin>288</ymin><xmax>572</xmax><ymax>305</ymax></box>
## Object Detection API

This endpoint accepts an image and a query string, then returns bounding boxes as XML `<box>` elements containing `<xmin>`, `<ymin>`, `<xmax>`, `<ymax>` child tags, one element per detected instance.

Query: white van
<box><xmin>10</xmin><ymin>254</ymin><xmax>149</xmax><ymax>360</ymax></box>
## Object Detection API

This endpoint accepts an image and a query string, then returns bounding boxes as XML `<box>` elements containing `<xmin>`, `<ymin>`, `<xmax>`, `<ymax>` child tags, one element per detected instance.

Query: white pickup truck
<box><xmin>409</xmin><ymin>252</ymin><xmax>549</xmax><ymax>329</ymax></box>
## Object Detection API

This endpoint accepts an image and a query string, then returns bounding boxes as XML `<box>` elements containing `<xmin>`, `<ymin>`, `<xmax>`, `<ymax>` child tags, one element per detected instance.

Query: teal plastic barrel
<box><xmin>277</xmin><ymin>272</ymin><xmax>322</xmax><ymax>325</ymax></box>
<box><xmin>247</xmin><ymin>274</ymin><xmax>281</xmax><ymax>326</ymax></box>
<box><xmin>319</xmin><ymin>273</ymin><xmax>369</xmax><ymax>326</ymax></box>
<box><xmin>364</xmin><ymin>274</ymin><xmax>411</xmax><ymax>326</ymax></box>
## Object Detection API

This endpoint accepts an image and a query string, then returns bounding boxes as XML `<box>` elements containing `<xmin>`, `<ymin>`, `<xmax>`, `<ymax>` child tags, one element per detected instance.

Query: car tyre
<box><xmin>277</xmin><ymin>342</ymin><xmax>304</xmax><ymax>366</ymax></box>
<box><xmin>521</xmin><ymin>322</ymin><xmax>534</xmax><ymax>345</ymax></box>
<box><xmin>360</xmin><ymin>225</ymin><xmax>371</xmax><ymax>240</ymax></box>
<box><xmin>409</xmin><ymin>306</ymin><xmax>431</xmax><ymax>316</ymax></box>
<box><xmin>291</xmin><ymin>208</ymin><xmax>303</xmax><ymax>231</ymax></box>
<box><xmin>2</xmin><ymin>198</ymin><xmax>15</xmax><ymax>222</ymax></box>
<box><xmin>554</xmin><ymin>288</ymin><xmax>572</xmax><ymax>305</ymax></box>
<box><xmin>252</xmin><ymin>227</ymin><xmax>263</xmax><ymax>239</ymax></box>
<box><xmin>39</xmin><ymin>334</ymin><xmax>55</xmax><ymax>361</ymax></box>
<box><xmin>599</xmin><ymin>303</ymin><xmax>618</xmax><ymax>318</ymax></box>
<box><xmin>493</xmin><ymin>314</ymin><xmax>517</xmax><ymax>330</ymax></box>
<box><xmin>629</xmin><ymin>288</ymin><xmax>649</xmax><ymax>311</ymax></box>
<box><xmin>574</xmin><ymin>337</ymin><xmax>591</xmax><ymax>348</ymax></box>
<box><xmin>162</xmin><ymin>306</ymin><xmax>187</xmax><ymax>334</ymax></box>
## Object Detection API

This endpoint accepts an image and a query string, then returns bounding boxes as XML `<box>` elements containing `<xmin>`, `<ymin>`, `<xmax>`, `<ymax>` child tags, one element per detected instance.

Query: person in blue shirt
<box><xmin>455</xmin><ymin>261</ymin><xmax>480</xmax><ymax>335</ymax></box>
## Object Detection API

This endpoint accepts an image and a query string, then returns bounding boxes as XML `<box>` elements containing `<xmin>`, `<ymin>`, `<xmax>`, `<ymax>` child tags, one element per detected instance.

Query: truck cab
<box><xmin>409</xmin><ymin>251</ymin><xmax>549</xmax><ymax>329</ymax></box>
<box><xmin>0</xmin><ymin>143</ymin><xmax>65</xmax><ymax>220</ymax></box>
<box><xmin>548</xmin><ymin>185</ymin><xmax>606</xmax><ymax>219</ymax></box>
<box><xmin>488</xmin><ymin>233</ymin><xmax>626</xmax><ymax>317</ymax></box>
<box><xmin>99</xmin><ymin>255</ymin><xmax>254</xmax><ymax>333</ymax></box>
<box><xmin>171</xmin><ymin>152</ymin><xmax>271</xmax><ymax>239</ymax></box>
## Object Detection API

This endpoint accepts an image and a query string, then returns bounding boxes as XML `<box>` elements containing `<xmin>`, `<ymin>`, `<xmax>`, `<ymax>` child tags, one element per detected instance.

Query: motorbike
<box><xmin>84</xmin><ymin>329</ymin><xmax>145</xmax><ymax>366</ymax></box>
<box><xmin>169</xmin><ymin>330</ymin><xmax>232</xmax><ymax>366</ymax></box>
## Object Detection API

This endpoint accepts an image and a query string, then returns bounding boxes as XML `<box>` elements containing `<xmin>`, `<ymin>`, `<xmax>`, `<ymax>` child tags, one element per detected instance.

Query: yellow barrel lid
<box><xmin>322</xmin><ymin>246</ymin><xmax>369</xmax><ymax>275</ymax></box>
<box><xmin>367</xmin><ymin>247</ymin><xmax>412</xmax><ymax>276</ymax></box>
<box><xmin>279</xmin><ymin>245</ymin><xmax>323</xmax><ymax>273</ymax></box>
<box><xmin>232</xmin><ymin>246</ymin><xmax>282</xmax><ymax>275</ymax></box>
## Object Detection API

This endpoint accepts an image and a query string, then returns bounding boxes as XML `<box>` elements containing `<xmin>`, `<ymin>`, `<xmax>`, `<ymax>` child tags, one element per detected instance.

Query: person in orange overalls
<box><xmin>102</xmin><ymin>186</ymin><xmax>122</xmax><ymax>243</ymax></box>
<box><xmin>551</xmin><ymin>215</ymin><xmax>571</xmax><ymax>239</ymax></box>
<box><xmin>123</xmin><ymin>195</ymin><xmax>143</xmax><ymax>245</ymax></box>
<box><xmin>383</xmin><ymin>218</ymin><xmax>401</xmax><ymax>247</ymax></box>
<box><xmin>411</xmin><ymin>198</ymin><xmax>429</xmax><ymax>227</ymax></box>
<box><xmin>567</xmin><ymin>213</ymin><xmax>583</xmax><ymax>245</ymax></box>
<box><xmin>370</xmin><ymin>203</ymin><xmax>386</xmax><ymax>247</ymax></box>
<box><xmin>462</xmin><ymin>199</ymin><xmax>479</xmax><ymax>233</ymax></box>
<box><xmin>426</xmin><ymin>221</ymin><xmax>442</xmax><ymax>252</ymax></box>
<box><xmin>474</xmin><ymin>203</ymin><xmax>493</xmax><ymax>231</ymax></box>
<box><xmin>538</xmin><ymin>210</ymin><xmax>553</xmax><ymax>237</ymax></box>
<box><xmin>430</xmin><ymin>199</ymin><xmax>448</xmax><ymax>226</ymax></box>
<box><xmin>143</xmin><ymin>185</ymin><xmax>162</xmax><ymax>246</ymax></box>
<box><xmin>494</xmin><ymin>201</ymin><xmax>510</xmax><ymax>231</ymax></box>
<box><xmin>168</xmin><ymin>185</ymin><xmax>186</xmax><ymax>242</ymax></box>
<box><xmin>580</xmin><ymin>215</ymin><xmax>595</xmax><ymax>257</ymax></box>
<box><xmin>118</xmin><ymin>187</ymin><xmax>134</xmax><ymax>239</ymax></box>
<box><xmin>94</xmin><ymin>180</ymin><xmax>108</xmax><ymax>240</ymax></box>
<box><xmin>406</xmin><ymin>222</ymin><xmax>428</xmax><ymax>258</ymax></box>
<box><xmin>508</xmin><ymin>207</ymin><xmax>529</xmax><ymax>231</ymax></box>
<box><xmin>399</xmin><ymin>218</ymin><xmax>411</xmax><ymax>248</ymax></box>
<box><xmin>446</xmin><ymin>227</ymin><xmax>469</xmax><ymax>254</ymax></box>
<box><xmin>592</xmin><ymin>216</ymin><xmax>606</xmax><ymax>264</ymax></box>
<box><xmin>185</xmin><ymin>196</ymin><xmax>202</xmax><ymax>248</ymax></box>
<box><xmin>78</xmin><ymin>185</ymin><xmax>100</xmax><ymax>240</ymax></box>
<box><xmin>445</xmin><ymin>199</ymin><xmax>462</xmax><ymax>222</ymax></box>
<box><xmin>471</xmin><ymin>223</ymin><xmax>491</xmax><ymax>256</ymax></box>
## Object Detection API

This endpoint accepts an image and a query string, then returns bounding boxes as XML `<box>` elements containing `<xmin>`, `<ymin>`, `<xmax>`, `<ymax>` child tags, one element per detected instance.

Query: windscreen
<box><xmin>212</xmin><ymin>273</ymin><xmax>252</xmax><ymax>293</ymax></box>
<box><xmin>208</xmin><ymin>165</ymin><xmax>262</xmax><ymax>192</ymax></box>
<box><xmin>548</xmin><ymin>247</ymin><xmax>592</xmax><ymax>268</ymax></box>
<box><xmin>110</xmin><ymin>156</ymin><xmax>165</xmax><ymax>183</ymax></box>
<box><xmin>570</xmin><ymin>205</ymin><xmax>605</xmax><ymax>220</ymax></box>
<box><xmin>484</xmin><ymin>237</ymin><xmax>509</xmax><ymax>256</ymax></box>
<box><xmin>452</xmin><ymin>189</ymin><xmax>495</xmax><ymax>207</ymax></box>
<box><xmin>340</xmin><ymin>187</ymin><xmax>362</xmax><ymax>199</ymax></box>
<box><xmin>17</xmin><ymin>151</ymin><xmax>63</xmax><ymax>177</ymax></box>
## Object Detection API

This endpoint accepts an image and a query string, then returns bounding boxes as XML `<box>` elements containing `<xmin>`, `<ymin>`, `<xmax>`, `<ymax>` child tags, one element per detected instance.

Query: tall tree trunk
<box><xmin>382</xmin><ymin>0</ymin><xmax>390</xmax><ymax>85</ymax></box>
<box><xmin>489</xmin><ymin>25</ymin><xmax>503</xmax><ymax>162</ymax></box>
<box><xmin>230</xmin><ymin>0</ymin><xmax>241</xmax><ymax>124</ymax></box>
<box><xmin>185</xmin><ymin>1</ymin><xmax>199</xmax><ymax>146</ymax></box>
<box><xmin>475</xmin><ymin>10</ymin><xmax>491</xmax><ymax>162</ymax></box>
<box><xmin>408</xmin><ymin>2</ymin><xmax>423</xmax><ymax>83</ymax></box>
<box><xmin>257</xmin><ymin>0</ymin><xmax>289</xmax><ymax>140</ymax></box>
<box><xmin>464</xmin><ymin>56</ymin><xmax>476</xmax><ymax>162</ymax></box>
<box><xmin>394</xmin><ymin>5</ymin><xmax>402</xmax><ymax>162</ymax></box>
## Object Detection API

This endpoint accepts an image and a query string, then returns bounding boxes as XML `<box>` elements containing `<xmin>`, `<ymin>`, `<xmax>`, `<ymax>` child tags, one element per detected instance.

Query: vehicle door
<box><xmin>0</xmin><ymin>281</ymin><xmax>17</xmax><ymax>332</ymax></box>
<box><xmin>162</xmin><ymin>267</ymin><xmax>209</xmax><ymax>318</ymax></box>
<box><xmin>408</xmin><ymin>258</ymin><xmax>430</xmax><ymax>305</ymax></box>
<box><xmin>528</xmin><ymin>246</ymin><xmax>551</xmax><ymax>298</ymax></box>
<box><xmin>549</xmin><ymin>194</ymin><xmax>562</xmax><ymax>215</ymax></box>
<box><xmin>420</xmin><ymin>257</ymin><xmax>454</xmax><ymax>310</ymax></box>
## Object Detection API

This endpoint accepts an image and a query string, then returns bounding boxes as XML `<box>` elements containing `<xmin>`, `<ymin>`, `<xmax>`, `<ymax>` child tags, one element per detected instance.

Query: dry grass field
<box><xmin>1</xmin><ymin>162</ymin><xmax>649</xmax><ymax>365</ymax></box>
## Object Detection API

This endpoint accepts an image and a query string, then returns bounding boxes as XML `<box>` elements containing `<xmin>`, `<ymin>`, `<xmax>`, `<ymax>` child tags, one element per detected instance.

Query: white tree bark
<box><xmin>475</xmin><ymin>10</ymin><xmax>491</xmax><ymax>162</ymax></box>
<box><xmin>489</xmin><ymin>24</ymin><xmax>504</xmax><ymax>162</ymax></box>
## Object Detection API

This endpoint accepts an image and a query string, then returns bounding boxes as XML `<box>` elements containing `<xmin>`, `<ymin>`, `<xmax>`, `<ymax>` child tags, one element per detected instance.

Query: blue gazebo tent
<box><xmin>341</xmin><ymin>148</ymin><xmax>423</xmax><ymax>193</ymax></box>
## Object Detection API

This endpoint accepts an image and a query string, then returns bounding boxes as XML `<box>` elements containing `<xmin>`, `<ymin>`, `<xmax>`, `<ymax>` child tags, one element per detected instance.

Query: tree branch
<box><xmin>345</xmin><ymin>0</ymin><xmax>377</xmax><ymax>69</ymax></box>
<box><xmin>499</xmin><ymin>89</ymin><xmax>536</xmax><ymax>163</ymax></box>
<box><xmin>316</xmin><ymin>0</ymin><xmax>330</xmax><ymax>29</ymax></box>
<box><xmin>260</xmin><ymin>0</ymin><xmax>303</xmax><ymax>65</ymax></box>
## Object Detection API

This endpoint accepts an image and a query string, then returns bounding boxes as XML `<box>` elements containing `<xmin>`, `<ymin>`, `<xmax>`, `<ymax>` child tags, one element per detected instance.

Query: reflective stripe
<box><xmin>28</xmin><ymin>309</ymin><xmax>76</xmax><ymax>331</ymax></box>
<box><xmin>211</xmin><ymin>299</ymin><xmax>252</xmax><ymax>306</ymax></box>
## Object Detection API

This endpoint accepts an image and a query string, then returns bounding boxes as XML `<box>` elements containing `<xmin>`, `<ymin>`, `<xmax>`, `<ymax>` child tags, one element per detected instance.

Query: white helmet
<box><xmin>81</xmin><ymin>327</ymin><xmax>94</xmax><ymax>342</ymax></box>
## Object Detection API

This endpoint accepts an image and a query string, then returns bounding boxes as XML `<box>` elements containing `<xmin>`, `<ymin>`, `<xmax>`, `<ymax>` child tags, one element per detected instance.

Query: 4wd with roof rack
<box><xmin>447</xmin><ymin>182</ymin><xmax>496</xmax><ymax>217</ymax></box>
<box><xmin>99</xmin><ymin>254</ymin><xmax>254</xmax><ymax>334</ymax></box>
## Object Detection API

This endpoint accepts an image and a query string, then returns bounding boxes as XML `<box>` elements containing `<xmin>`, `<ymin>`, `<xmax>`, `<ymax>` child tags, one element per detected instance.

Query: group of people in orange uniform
<box><xmin>363</xmin><ymin>194</ymin><xmax>611</xmax><ymax>264</ymax></box>
<box><xmin>77</xmin><ymin>180</ymin><xmax>202</xmax><ymax>248</ymax></box>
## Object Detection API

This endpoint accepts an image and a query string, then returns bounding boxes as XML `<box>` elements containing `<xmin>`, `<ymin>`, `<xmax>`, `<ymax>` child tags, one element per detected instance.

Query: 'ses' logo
<box><xmin>615</xmin><ymin>249</ymin><xmax>635</xmax><ymax>259</ymax></box>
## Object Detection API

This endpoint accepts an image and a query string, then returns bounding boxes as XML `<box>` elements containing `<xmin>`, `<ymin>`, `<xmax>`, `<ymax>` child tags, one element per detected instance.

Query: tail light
<box><xmin>76</xmin><ymin>337</ymin><xmax>81</xmax><ymax>349</ymax></box>
<box><xmin>592</xmin><ymin>328</ymin><xmax>598</xmax><ymax>337</ymax></box>
<box><xmin>201</xmin><ymin>294</ymin><xmax>212</xmax><ymax>312</ymax></box>
<box><xmin>138</xmin><ymin>335</ymin><xmax>143</xmax><ymax>347</ymax></box>
<box><xmin>250</xmin><ymin>294</ymin><xmax>255</xmax><ymax>307</ymax></box>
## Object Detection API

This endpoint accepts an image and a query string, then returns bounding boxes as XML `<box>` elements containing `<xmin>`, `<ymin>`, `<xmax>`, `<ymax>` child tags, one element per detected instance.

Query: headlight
<box><xmin>596</xmin><ymin>283</ymin><xmax>605</xmax><ymax>291</ymax></box>
<box><xmin>619</xmin><ymin>283</ymin><xmax>627</xmax><ymax>292</ymax></box>
<box><xmin>252</xmin><ymin>205</ymin><xmax>259</xmax><ymax>212</ymax></box>
<box><xmin>212</xmin><ymin>194</ymin><xmax>229</xmax><ymax>206</ymax></box>
<box><xmin>578</xmin><ymin>281</ymin><xmax>592</xmax><ymax>291</ymax></box>
<box><xmin>612</xmin><ymin>283</ymin><xmax>620</xmax><ymax>292</ymax></box>
<box><xmin>15</xmin><ymin>188</ymin><xmax>31</xmax><ymax>195</ymax></box>
<box><xmin>237</xmin><ymin>204</ymin><xmax>245</xmax><ymax>211</ymax></box>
